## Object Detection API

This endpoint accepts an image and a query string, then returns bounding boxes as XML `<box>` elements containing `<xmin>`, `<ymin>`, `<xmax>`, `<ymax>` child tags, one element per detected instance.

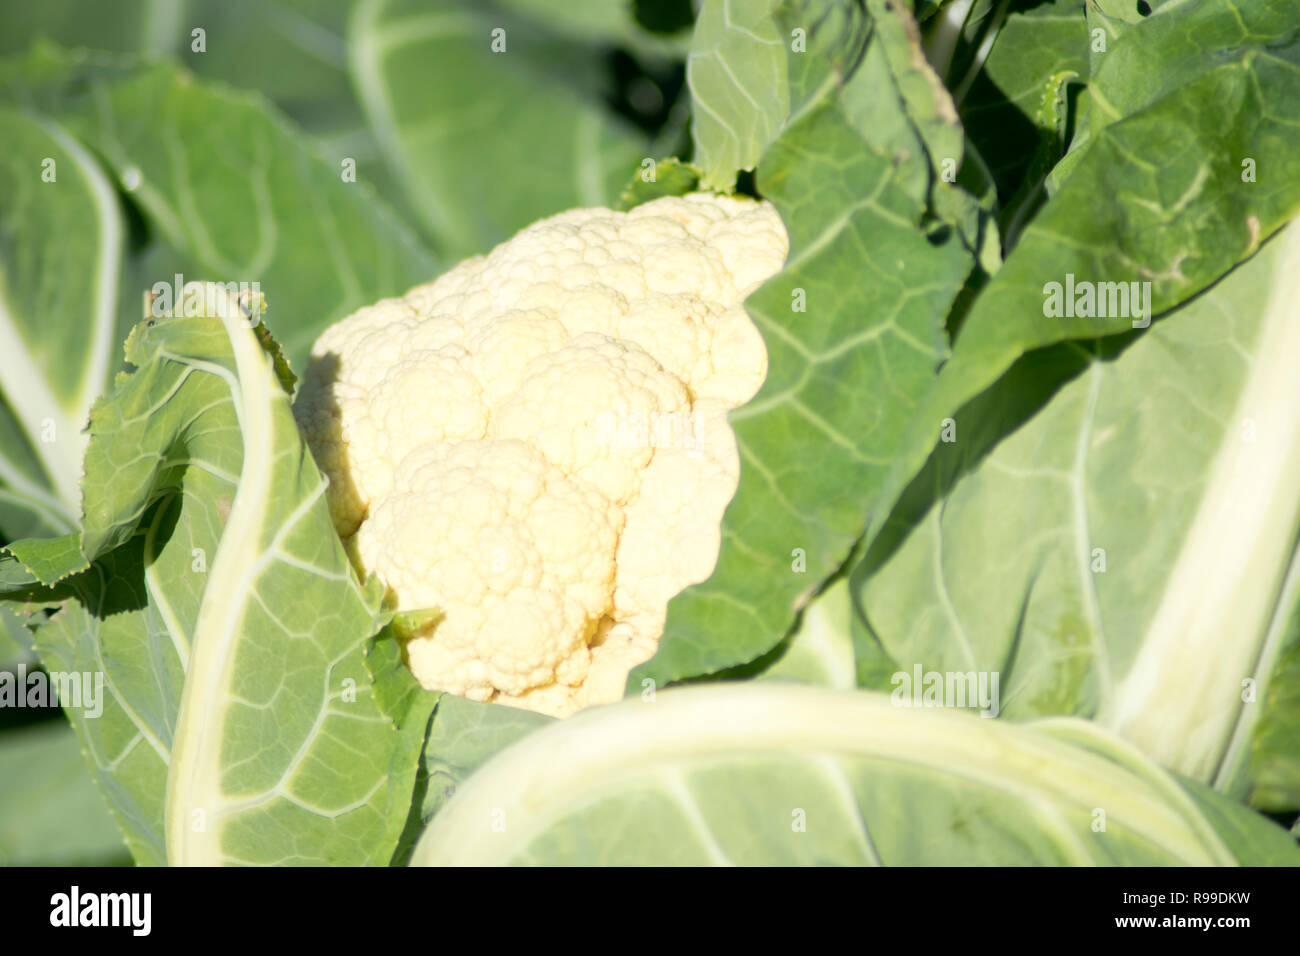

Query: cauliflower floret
<box><xmin>613</xmin><ymin>399</ymin><xmax>741</xmax><ymax>637</ymax></box>
<box><xmin>295</xmin><ymin>193</ymin><xmax>789</xmax><ymax>717</ymax></box>
<box><xmin>357</xmin><ymin>440</ymin><xmax>619</xmax><ymax>702</ymax></box>
<box><xmin>494</xmin><ymin>333</ymin><xmax>690</xmax><ymax>505</ymax></box>
<box><xmin>468</xmin><ymin>310</ymin><xmax>571</xmax><ymax>405</ymax></box>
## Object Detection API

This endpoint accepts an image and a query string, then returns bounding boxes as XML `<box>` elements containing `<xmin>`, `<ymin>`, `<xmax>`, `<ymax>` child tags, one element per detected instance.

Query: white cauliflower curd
<box><xmin>294</xmin><ymin>193</ymin><xmax>788</xmax><ymax>716</ymax></box>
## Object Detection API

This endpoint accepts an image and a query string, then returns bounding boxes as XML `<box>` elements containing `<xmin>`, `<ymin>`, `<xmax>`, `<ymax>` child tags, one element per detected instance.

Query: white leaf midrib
<box><xmin>164</xmin><ymin>288</ymin><xmax>276</xmax><ymax>866</ymax></box>
<box><xmin>1104</xmin><ymin>221</ymin><xmax>1300</xmax><ymax>781</ymax></box>
<box><xmin>415</xmin><ymin>686</ymin><xmax>1226</xmax><ymax>866</ymax></box>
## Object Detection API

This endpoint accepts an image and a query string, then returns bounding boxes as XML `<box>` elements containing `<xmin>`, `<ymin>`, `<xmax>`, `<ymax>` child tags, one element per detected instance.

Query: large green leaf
<box><xmin>0</xmin><ymin>109</ymin><xmax>122</xmax><ymax>534</ymax></box>
<box><xmin>1089</xmin><ymin>0</ymin><xmax>1300</xmax><ymax>136</ymax></box>
<box><xmin>411</xmin><ymin>684</ymin><xmax>1300</xmax><ymax>865</ymax></box>
<box><xmin>349</xmin><ymin>0</ymin><xmax>649</xmax><ymax>257</ymax></box>
<box><xmin>852</xmin><ymin>217</ymin><xmax>1300</xmax><ymax>795</ymax></box>
<box><xmin>866</xmin><ymin>0</ymin><xmax>1300</xmax><ymax>567</ymax></box>
<box><xmin>685</xmin><ymin>0</ymin><xmax>985</xmax><ymax>213</ymax></box>
<box><xmin>631</xmin><ymin>1</ymin><xmax>973</xmax><ymax>690</ymax></box>
<box><xmin>33</xmin><ymin>284</ymin><xmax>413</xmax><ymax>865</ymax></box>
<box><xmin>858</xmin><ymin>0</ymin><xmax>999</xmax><ymax>271</ymax></box>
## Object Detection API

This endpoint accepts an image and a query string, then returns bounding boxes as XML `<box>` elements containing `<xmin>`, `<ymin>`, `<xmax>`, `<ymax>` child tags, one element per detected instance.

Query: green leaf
<box><xmin>687</xmin><ymin>0</ymin><xmax>895</xmax><ymax>194</ymax></box>
<box><xmin>34</xmin><ymin>534</ymin><xmax>177</xmax><ymax>865</ymax></box>
<box><xmin>756</xmin><ymin>575</ymin><xmax>857</xmax><ymax>689</ymax></box>
<box><xmin>0</xmin><ymin>2</ymin><xmax>358</xmax><ymax>130</ymax></box>
<box><xmin>411</xmin><ymin>684</ymin><xmax>1300</xmax><ymax>865</ymax></box>
<box><xmin>349</xmin><ymin>0</ymin><xmax>649</xmax><ymax>257</ymax></box>
<box><xmin>35</xmin><ymin>284</ymin><xmax>414</xmax><ymax>865</ymax></box>
<box><xmin>1033</xmin><ymin>718</ymin><xmax>1300</xmax><ymax>865</ymax></box>
<box><xmin>3</xmin><ymin>534</ymin><xmax>87</xmax><ymax>587</ymax></box>
<box><xmin>0</xmin><ymin>2</ymin><xmax>405</xmax><ymax>213</ymax></box>
<box><xmin>616</xmin><ymin>156</ymin><xmax>701</xmax><ymax>210</ymax></box>
<box><xmin>0</xmin><ymin>109</ymin><xmax>123</xmax><ymax>534</ymax></box>
<box><xmin>857</xmin><ymin>0</ymin><xmax>1000</xmax><ymax>271</ymax></box>
<box><xmin>852</xmin><ymin>219</ymin><xmax>1300</xmax><ymax>793</ymax></box>
<box><xmin>863</xmin><ymin>0</ymin><xmax>963</xmax><ymax>170</ymax></box>
<box><xmin>1248</xmin><ymin>622</ymin><xmax>1300</xmax><ymax>812</ymax></box>
<box><xmin>1089</xmin><ymin>1</ymin><xmax>1299</xmax><ymax>138</ymax></box>
<box><xmin>632</xmin><ymin>27</ymin><xmax>973</xmax><ymax>689</ymax></box>
<box><xmin>362</xmin><ymin>627</ymin><xmax>440</xmax><ymax>864</ymax></box>
<box><xmin>81</xmin><ymin>65</ymin><xmax>435</xmax><ymax>368</ymax></box>
<box><xmin>1</xmin><ymin>50</ymin><xmax>437</xmax><ymax>371</ymax></box>
<box><xmin>0</xmin><ymin>605</ymin><xmax>35</xmax><ymax>668</ymax></box>
<box><xmin>1179</xmin><ymin>773</ymin><xmax>1300</xmax><ymax>865</ymax></box>
<box><xmin>416</xmin><ymin>694</ymin><xmax>551</xmax><ymax>832</ymax></box>
<box><xmin>176</xmin><ymin>1</ymin><xmax>416</xmax><ymax>217</ymax></box>
<box><xmin>866</xmin><ymin>1</ymin><xmax>1300</xmax><ymax>570</ymax></box>
<box><xmin>686</xmin><ymin>0</ymin><xmax>787</xmax><ymax>191</ymax></box>
<box><xmin>0</xmin><ymin>49</ymin><xmax>437</xmax><ymax>540</ymax></box>
<box><xmin>0</xmin><ymin>720</ymin><xmax>129</xmax><ymax>866</ymax></box>
<box><xmin>180</xmin><ymin>1</ymin><xmax>361</xmax><ymax>135</ymax></box>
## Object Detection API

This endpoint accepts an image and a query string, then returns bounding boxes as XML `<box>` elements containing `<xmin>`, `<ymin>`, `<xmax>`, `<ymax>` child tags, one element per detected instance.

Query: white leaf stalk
<box><xmin>165</xmin><ymin>283</ymin><xmax>278</xmax><ymax>865</ymax></box>
<box><xmin>921</xmin><ymin>0</ymin><xmax>975</xmax><ymax>83</ymax></box>
<box><xmin>950</xmin><ymin>0</ymin><xmax>1012</xmax><ymax>106</ymax></box>
<box><xmin>1104</xmin><ymin>221</ymin><xmax>1300</xmax><ymax>786</ymax></box>
<box><xmin>413</xmin><ymin>684</ymin><xmax>1236</xmax><ymax>866</ymax></box>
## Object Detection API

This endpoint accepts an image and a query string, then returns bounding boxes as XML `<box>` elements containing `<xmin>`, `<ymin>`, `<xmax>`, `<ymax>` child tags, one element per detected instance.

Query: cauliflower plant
<box><xmin>295</xmin><ymin>193</ymin><xmax>789</xmax><ymax>717</ymax></box>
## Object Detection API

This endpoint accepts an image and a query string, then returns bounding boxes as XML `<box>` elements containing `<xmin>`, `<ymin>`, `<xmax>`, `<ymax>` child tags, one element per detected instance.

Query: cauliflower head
<box><xmin>294</xmin><ymin>192</ymin><xmax>788</xmax><ymax>717</ymax></box>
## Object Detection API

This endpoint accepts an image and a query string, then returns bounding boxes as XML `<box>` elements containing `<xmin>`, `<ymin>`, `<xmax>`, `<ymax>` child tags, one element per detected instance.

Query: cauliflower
<box><xmin>294</xmin><ymin>193</ymin><xmax>789</xmax><ymax>717</ymax></box>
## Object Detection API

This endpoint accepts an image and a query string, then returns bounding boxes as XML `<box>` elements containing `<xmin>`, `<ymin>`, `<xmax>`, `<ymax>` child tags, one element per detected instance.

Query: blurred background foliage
<box><xmin>0</xmin><ymin>0</ymin><xmax>693</xmax><ymax>259</ymax></box>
